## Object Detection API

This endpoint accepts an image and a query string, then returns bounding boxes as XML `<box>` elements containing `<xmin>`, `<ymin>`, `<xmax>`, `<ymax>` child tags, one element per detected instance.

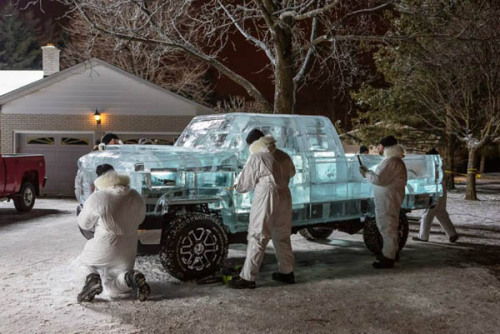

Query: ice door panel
<box><xmin>345</xmin><ymin>155</ymin><xmax>374</xmax><ymax>199</ymax></box>
<box><xmin>404</xmin><ymin>155</ymin><xmax>442</xmax><ymax>195</ymax></box>
<box><xmin>308</xmin><ymin>153</ymin><xmax>350</xmax><ymax>202</ymax></box>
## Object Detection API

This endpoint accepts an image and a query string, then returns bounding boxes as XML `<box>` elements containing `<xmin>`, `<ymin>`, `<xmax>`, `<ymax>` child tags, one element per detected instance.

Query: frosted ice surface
<box><xmin>75</xmin><ymin>113</ymin><xmax>442</xmax><ymax>233</ymax></box>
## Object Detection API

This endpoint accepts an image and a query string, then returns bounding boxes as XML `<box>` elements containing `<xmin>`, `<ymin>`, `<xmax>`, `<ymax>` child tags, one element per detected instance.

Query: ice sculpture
<box><xmin>76</xmin><ymin>113</ymin><xmax>442</xmax><ymax>233</ymax></box>
<box><xmin>75</xmin><ymin>113</ymin><xmax>442</xmax><ymax>281</ymax></box>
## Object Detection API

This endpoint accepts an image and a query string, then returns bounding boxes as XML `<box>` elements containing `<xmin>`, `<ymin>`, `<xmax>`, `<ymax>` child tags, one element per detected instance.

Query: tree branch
<box><xmin>217</xmin><ymin>1</ymin><xmax>275</xmax><ymax>65</ymax></box>
<box><xmin>294</xmin><ymin>0</ymin><xmax>340</xmax><ymax>21</ymax></box>
<box><xmin>294</xmin><ymin>0</ymin><xmax>320</xmax><ymax>83</ymax></box>
<box><xmin>72</xmin><ymin>1</ymin><xmax>272</xmax><ymax>112</ymax></box>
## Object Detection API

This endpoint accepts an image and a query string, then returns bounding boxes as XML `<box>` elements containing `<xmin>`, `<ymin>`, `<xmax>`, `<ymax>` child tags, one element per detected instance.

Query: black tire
<box><xmin>363</xmin><ymin>211</ymin><xmax>409</xmax><ymax>254</ymax></box>
<box><xmin>159</xmin><ymin>213</ymin><xmax>228</xmax><ymax>281</ymax></box>
<box><xmin>13</xmin><ymin>182</ymin><xmax>36</xmax><ymax>212</ymax></box>
<box><xmin>299</xmin><ymin>227</ymin><xmax>334</xmax><ymax>240</ymax></box>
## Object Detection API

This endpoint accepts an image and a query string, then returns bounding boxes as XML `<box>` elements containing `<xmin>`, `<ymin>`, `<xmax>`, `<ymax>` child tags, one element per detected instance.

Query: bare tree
<box><xmin>51</xmin><ymin>0</ymin><xmax>400</xmax><ymax>114</ymax></box>
<box><xmin>417</xmin><ymin>53</ymin><xmax>500</xmax><ymax>199</ymax></box>
<box><xmin>61</xmin><ymin>12</ymin><xmax>213</xmax><ymax>104</ymax></box>
<box><xmin>405</xmin><ymin>4</ymin><xmax>500</xmax><ymax>200</ymax></box>
<box><xmin>214</xmin><ymin>95</ymin><xmax>269</xmax><ymax>113</ymax></box>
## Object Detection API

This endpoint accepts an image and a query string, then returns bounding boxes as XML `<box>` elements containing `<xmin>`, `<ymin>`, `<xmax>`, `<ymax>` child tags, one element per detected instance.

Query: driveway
<box><xmin>0</xmin><ymin>185</ymin><xmax>499</xmax><ymax>334</ymax></box>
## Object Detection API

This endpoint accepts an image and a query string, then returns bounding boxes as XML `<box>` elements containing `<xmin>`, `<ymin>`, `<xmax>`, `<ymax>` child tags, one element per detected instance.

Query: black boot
<box><xmin>372</xmin><ymin>254</ymin><xmax>395</xmax><ymax>269</ymax></box>
<box><xmin>125</xmin><ymin>270</ymin><xmax>150</xmax><ymax>302</ymax></box>
<box><xmin>227</xmin><ymin>277</ymin><xmax>256</xmax><ymax>289</ymax></box>
<box><xmin>77</xmin><ymin>273</ymin><xmax>102</xmax><ymax>303</ymax></box>
<box><xmin>272</xmin><ymin>272</ymin><xmax>295</xmax><ymax>284</ymax></box>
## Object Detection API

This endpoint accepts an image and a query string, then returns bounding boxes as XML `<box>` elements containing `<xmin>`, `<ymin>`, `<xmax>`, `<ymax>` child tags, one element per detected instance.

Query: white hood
<box><xmin>384</xmin><ymin>145</ymin><xmax>405</xmax><ymax>159</ymax></box>
<box><xmin>94</xmin><ymin>171</ymin><xmax>130</xmax><ymax>191</ymax></box>
<box><xmin>249</xmin><ymin>135</ymin><xmax>277</xmax><ymax>154</ymax></box>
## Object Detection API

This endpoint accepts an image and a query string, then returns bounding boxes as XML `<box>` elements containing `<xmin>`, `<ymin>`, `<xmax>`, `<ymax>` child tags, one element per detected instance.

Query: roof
<box><xmin>0</xmin><ymin>71</ymin><xmax>43</xmax><ymax>96</ymax></box>
<box><xmin>193</xmin><ymin>112</ymin><xmax>330</xmax><ymax>120</ymax></box>
<box><xmin>0</xmin><ymin>58</ymin><xmax>213</xmax><ymax>113</ymax></box>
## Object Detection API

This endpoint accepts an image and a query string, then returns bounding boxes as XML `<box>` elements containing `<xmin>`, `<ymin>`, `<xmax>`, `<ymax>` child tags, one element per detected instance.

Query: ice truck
<box><xmin>75</xmin><ymin>113</ymin><xmax>442</xmax><ymax>280</ymax></box>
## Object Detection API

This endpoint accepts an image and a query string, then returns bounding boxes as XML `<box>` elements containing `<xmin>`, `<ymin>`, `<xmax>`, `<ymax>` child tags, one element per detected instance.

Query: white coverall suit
<box><xmin>364</xmin><ymin>145</ymin><xmax>407</xmax><ymax>260</ymax></box>
<box><xmin>235</xmin><ymin>135</ymin><xmax>296</xmax><ymax>282</ymax></box>
<box><xmin>418</xmin><ymin>170</ymin><xmax>457</xmax><ymax>240</ymax></box>
<box><xmin>77</xmin><ymin>171</ymin><xmax>146</xmax><ymax>298</ymax></box>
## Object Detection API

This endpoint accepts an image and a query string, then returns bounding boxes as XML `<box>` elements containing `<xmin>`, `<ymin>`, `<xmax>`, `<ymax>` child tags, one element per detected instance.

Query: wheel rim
<box><xmin>23</xmin><ymin>187</ymin><xmax>34</xmax><ymax>206</ymax></box>
<box><xmin>179</xmin><ymin>227</ymin><xmax>219</xmax><ymax>271</ymax></box>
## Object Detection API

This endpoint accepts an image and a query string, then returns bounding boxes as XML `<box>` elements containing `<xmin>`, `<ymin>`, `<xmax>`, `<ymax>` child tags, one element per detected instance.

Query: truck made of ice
<box><xmin>75</xmin><ymin>113</ymin><xmax>442</xmax><ymax>281</ymax></box>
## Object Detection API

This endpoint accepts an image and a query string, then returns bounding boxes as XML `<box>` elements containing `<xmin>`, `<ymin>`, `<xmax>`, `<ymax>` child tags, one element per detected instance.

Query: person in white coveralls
<box><xmin>228</xmin><ymin>129</ymin><xmax>296</xmax><ymax>289</ymax></box>
<box><xmin>360</xmin><ymin>135</ymin><xmax>407</xmax><ymax>269</ymax></box>
<box><xmin>76</xmin><ymin>164</ymin><xmax>149</xmax><ymax>302</ymax></box>
<box><xmin>413</xmin><ymin>148</ymin><xmax>459</xmax><ymax>243</ymax></box>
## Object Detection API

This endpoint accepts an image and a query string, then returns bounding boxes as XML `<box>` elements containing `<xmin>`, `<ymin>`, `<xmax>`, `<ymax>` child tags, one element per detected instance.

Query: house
<box><xmin>0</xmin><ymin>45</ymin><xmax>214</xmax><ymax>196</ymax></box>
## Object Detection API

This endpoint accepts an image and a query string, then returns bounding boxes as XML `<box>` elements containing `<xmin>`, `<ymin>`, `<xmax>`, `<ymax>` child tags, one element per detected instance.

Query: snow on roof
<box><xmin>0</xmin><ymin>71</ymin><xmax>44</xmax><ymax>96</ymax></box>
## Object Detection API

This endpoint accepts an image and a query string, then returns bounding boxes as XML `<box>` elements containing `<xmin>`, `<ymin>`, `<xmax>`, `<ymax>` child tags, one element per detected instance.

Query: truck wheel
<box><xmin>13</xmin><ymin>182</ymin><xmax>36</xmax><ymax>212</ymax></box>
<box><xmin>299</xmin><ymin>227</ymin><xmax>334</xmax><ymax>240</ymax></box>
<box><xmin>363</xmin><ymin>211</ymin><xmax>409</xmax><ymax>254</ymax></box>
<box><xmin>159</xmin><ymin>213</ymin><xmax>228</xmax><ymax>281</ymax></box>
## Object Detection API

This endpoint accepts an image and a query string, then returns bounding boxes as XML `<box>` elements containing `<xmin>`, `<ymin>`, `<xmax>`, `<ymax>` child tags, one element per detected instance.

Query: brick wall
<box><xmin>0</xmin><ymin>114</ymin><xmax>194</xmax><ymax>153</ymax></box>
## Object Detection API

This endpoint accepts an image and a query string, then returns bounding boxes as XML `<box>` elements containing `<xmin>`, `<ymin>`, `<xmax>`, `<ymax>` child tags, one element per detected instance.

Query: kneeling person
<box><xmin>76</xmin><ymin>165</ymin><xmax>149</xmax><ymax>302</ymax></box>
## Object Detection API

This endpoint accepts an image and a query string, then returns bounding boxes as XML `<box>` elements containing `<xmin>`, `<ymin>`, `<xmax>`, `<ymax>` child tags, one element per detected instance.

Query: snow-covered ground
<box><xmin>0</xmin><ymin>181</ymin><xmax>499</xmax><ymax>334</ymax></box>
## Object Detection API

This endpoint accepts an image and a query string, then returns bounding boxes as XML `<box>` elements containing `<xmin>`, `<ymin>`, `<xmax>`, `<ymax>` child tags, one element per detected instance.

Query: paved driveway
<box><xmin>1</xmin><ymin>189</ymin><xmax>499</xmax><ymax>334</ymax></box>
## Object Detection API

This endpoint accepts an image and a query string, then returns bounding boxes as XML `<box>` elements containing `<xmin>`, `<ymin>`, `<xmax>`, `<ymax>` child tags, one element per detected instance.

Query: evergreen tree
<box><xmin>0</xmin><ymin>2</ymin><xmax>42</xmax><ymax>70</ymax></box>
<box><xmin>353</xmin><ymin>0</ymin><xmax>500</xmax><ymax>199</ymax></box>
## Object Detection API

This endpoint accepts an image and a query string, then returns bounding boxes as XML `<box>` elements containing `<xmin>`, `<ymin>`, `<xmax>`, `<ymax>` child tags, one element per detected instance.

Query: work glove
<box><xmin>359</xmin><ymin>166</ymin><xmax>369</xmax><ymax>177</ymax></box>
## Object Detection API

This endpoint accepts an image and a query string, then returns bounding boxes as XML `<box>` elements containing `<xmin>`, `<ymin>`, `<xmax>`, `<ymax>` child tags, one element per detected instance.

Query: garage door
<box><xmin>119</xmin><ymin>133</ymin><xmax>178</xmax><ymax>145</ymax></box>
<box><xmin>17</xmin><ymin>133</ymin><xmax>94</xmax><ymax>197</ymax></box>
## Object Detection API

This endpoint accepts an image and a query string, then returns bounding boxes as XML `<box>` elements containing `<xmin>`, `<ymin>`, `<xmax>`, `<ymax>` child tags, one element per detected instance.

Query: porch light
<box><xmin>94</xmin><ymin>109</ymin><xmax>101</xmax><ymax>125</ymax></box>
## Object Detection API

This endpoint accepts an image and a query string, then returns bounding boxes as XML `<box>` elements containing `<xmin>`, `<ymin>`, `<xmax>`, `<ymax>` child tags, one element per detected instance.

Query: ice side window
<box><xmin>176</xmin><ymin>119</ymin><xmax>230</xmax><ymax>149</ymax></box>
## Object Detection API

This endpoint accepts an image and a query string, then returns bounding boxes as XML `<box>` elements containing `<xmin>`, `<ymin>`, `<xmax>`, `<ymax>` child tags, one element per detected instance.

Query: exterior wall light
<box><xmin>94</xmin><ymin>109</ymin><xmax>101</xmax><ymax>125</ymax></box>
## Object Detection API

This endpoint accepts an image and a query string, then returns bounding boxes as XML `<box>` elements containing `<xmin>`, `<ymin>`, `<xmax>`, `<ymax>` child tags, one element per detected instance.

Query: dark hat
<box><xmin>246</xmin><ymin>129</ymin><xmax>265</xmax><ymax>145</ymax></box>
<box><xmin>426</xmin><ymin>148</ymin><xmax>439</xmax><ymax>155</ymax></box>
<box><xmin>379</xmin><ymin>135</ymin><xmax>397</xmax><ymax>147</ymax></box>
<box><xmin>101</xmin><ymin>133</ymin><xmax>119</xmax><ymax>145</ymax></box>
<box><xmin>96</xmin><ymin>164</ymin><xmax>114</xmax><ymax>177</ymax></box>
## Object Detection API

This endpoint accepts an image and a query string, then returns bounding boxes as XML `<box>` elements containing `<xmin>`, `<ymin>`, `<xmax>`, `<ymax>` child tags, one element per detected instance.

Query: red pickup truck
<box><xmin>0</xmin><ymin>154</ymin><xmax>46</xmax><ymax>212</ymax></box>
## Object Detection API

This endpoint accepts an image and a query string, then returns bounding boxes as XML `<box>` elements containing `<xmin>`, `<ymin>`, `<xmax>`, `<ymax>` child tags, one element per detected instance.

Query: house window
<box><xmin>123</xmin><ymin>138</ymin><xmax>139</xmax><ymax>144</ymax></box>
<box><xmin>61</xmin><ymin>137</ymin><xmax>90</xmax><ymax>146</ymax></box>
<box><xmin>27</xmin><ymin>137</ymin><xmax>55</xmax><ymax>145</ymax></box>
<box><xmin>122</xmin><ymin>138</ymin><xmax>175</xmax><ymax>145</ymax></box>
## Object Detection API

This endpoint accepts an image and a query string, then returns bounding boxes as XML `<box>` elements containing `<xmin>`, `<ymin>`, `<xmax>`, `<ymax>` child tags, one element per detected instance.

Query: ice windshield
<box><xmin>175</xmin><ymin>117</ymin><xmax>241</xmax><ymax>150</ymax></box>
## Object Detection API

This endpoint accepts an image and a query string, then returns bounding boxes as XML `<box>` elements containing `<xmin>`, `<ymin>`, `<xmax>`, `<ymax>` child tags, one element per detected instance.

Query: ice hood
<box><xmin>78</xmin><ymin>144</ymin><xmax>238</xmax><ymax>174</ymax></box>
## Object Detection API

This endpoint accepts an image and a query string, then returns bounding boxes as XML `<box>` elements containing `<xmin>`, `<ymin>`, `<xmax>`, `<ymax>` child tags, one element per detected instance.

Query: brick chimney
<box><xmin>41</xmin><ymin>44</ymin><xmax>60</xmax><ymax>77</ymax></box>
